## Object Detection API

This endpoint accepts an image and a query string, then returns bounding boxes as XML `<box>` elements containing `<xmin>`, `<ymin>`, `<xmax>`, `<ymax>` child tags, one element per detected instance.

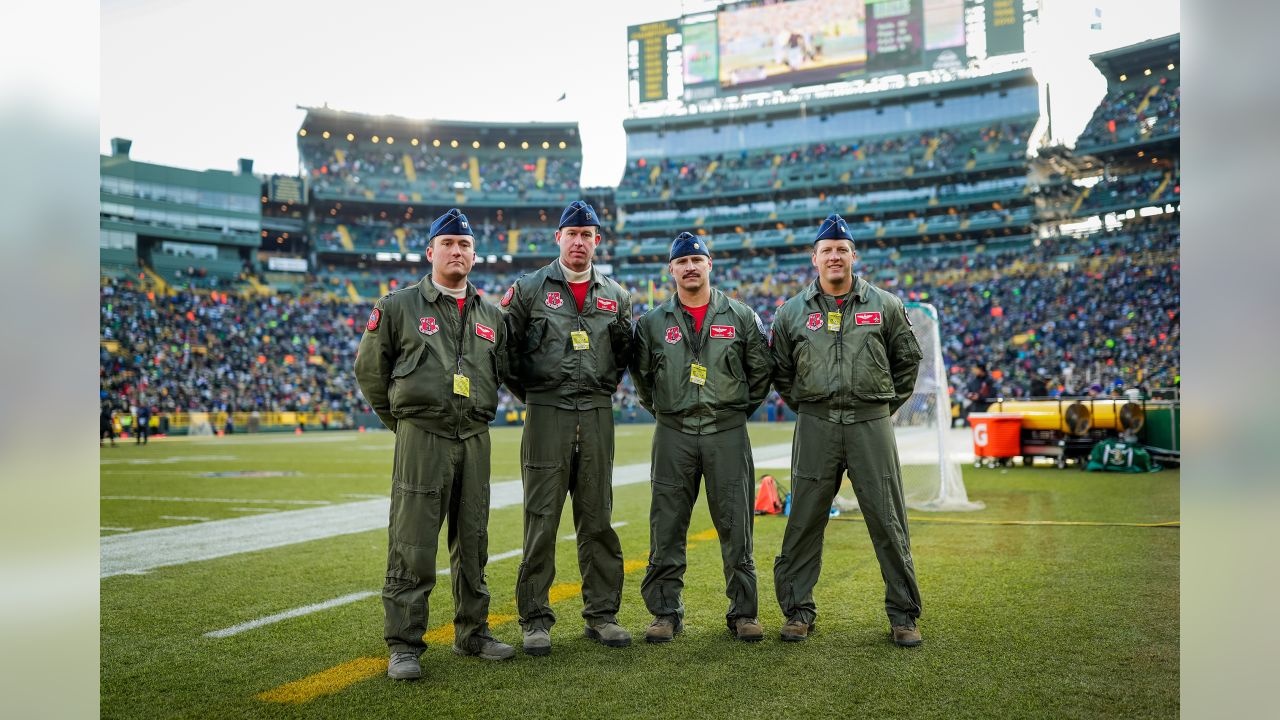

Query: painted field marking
<box><xmin>101</xmin><ymin>527</ymin><xmax>133</xmax><ymax>533</ymax></box>
<box><xmin>689</xmin><ymin>528</ymin><xmax>719</xmax><ymax>542</ymax></box>
<box><xmin>206</xmin><ymin>538</ymin><xmax>570</xmax><ymax>640</ymax></box>
<box><xmin>102</xmin><ymin>495</ymin><xmax>331</xmax><ymax>506</ymax></box>
<box><xmin>160</xmin><ymin>516</ymin><xmax>210</xmax><ymax>522</ymax></box>
<box><xmin>259</xmin><ymin>556</ymin><xmax>653</xmax><ymax>704</ymax></box>
<box><xmin>256</xmin><ymin>658</ymin><xmax>388</xmax><ymax>704</ymax></box>
<box><xmin>230</xmin><ymin>507</ymin><xmax>281</xmax><ymax>514</ymax></box>
<box><xmin>205</xmin><ymin>592</ymin><xmax>380</xmax><ymax>639</ymax></box>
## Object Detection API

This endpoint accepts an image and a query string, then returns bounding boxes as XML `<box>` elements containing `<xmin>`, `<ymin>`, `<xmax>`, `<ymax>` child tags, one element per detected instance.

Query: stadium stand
<box><xmin>99</xmin><ymin>40</ymin><xmax>1181</xmax><ymax>429</ymax></box>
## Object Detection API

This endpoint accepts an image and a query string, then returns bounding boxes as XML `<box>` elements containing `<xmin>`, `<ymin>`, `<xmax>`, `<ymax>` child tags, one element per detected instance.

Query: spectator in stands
<box><xmin>961</xmin><ymin>363</ymin><xmax>996</xmax><ymax>424</ymax></box>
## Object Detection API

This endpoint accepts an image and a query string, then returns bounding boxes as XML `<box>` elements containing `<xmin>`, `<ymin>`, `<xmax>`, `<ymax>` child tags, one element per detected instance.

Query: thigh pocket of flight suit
<box><xmin>522</xmin><ymin>462</ymin><xmax>561</xmax><ymax>517</ymax></box>
<box><xmin>390</xmin><ymin>472</ymin><xmax>443</xmax><ymax>549</ymax></box>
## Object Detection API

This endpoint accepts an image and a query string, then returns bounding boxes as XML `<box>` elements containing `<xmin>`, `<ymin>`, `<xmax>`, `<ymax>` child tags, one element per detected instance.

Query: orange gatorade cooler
<box><xmin>969</xmin><ymin>413</ymin><xmax>1022</xmax><ymax>459</ymax></box>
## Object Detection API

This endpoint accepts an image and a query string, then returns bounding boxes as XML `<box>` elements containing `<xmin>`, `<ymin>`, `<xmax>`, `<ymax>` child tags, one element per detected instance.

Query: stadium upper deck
<box><xmin>612</xmin><ymin>69</ymin><xmax>1039</xmax><ymax>261</ymax></box>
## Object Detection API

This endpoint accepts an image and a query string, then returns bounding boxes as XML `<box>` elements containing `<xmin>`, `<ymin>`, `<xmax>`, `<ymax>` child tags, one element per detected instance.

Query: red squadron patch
<box><xmin>366</xmin><ymin>307</ymin><xmax>381</xmax><ymax>331</ymax></box>
<box><xmin>806</xmin><ymin>312</ymin><xmax>823</xmax><ymax>331</ymax></box>
<box><xmin>854</xmin><ymin>312</ymin><xmax>882</xmax><ymax>326</ymax></box>
<box><xmin>545</xmin><ymin>291</ymin><xmax>564</xmax><ymax>309</ymax></box>
<box><xmin>475</xmin><ymin>323</ymin><xmax>495</xmax><ymax>342</ymax></box>
<box><xmin>500</xmin><ymin>286</ymin><xmax>515</xmax><ymax>307</ymax></box>
<box><xmin>596</xmin><ymin>297</ymin><xmax>618</xmax><ymax>313</ymax></box>
<box><xmin>709</xmin><ymin>325</ymin><xmax>736</xmax><ymax>339</ymax></box>
<box><xmin>665</xmin><ymin>327</ymin><xmax>682</xmax><ymax>344</ymax></box>
<box><xmin>418</xmin><ymin>317</ymin><xmax>439</xmax><ymax>336</ymax></box>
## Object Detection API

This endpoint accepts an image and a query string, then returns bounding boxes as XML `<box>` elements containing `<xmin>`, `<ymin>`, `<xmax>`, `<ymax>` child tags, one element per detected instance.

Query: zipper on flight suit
<box><xmin>673</xmin><ymin>300</ymin><xmax>707</xmax><ymax>424</ymax></box>
<box><xmin>453</xmin><ymin>293</ymin><xmax>471</xmax><ymax>440</ymax></box>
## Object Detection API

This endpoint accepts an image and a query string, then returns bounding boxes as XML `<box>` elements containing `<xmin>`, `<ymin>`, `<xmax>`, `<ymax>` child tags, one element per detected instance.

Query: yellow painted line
<box><xmin>256</xmin><ymin>657</ymin><xmax>386</xmax><ymax>704</ymax></box>
<box><xmin>832</xmin><ymin>516</ymin><xmax>1180</xmax><ymax>529</ymax></box>
<box><xmin>422</xmin><ymin>613</ymin><xmax>517</xmax><ymax>646</ymax></box>
<box><xmin>690</xmin><ymin>528</ymin><xmax>719</xmax><ymax>542</ymax></box>
<box><xmin>547</xmin><ymin>581</ymin><xmax>582</xmax><ymax>605</ymax></box>
<box><xmin>261</xmin><ymin>561</ymin><xmax>649</xmax><ymax>704</ymax></box>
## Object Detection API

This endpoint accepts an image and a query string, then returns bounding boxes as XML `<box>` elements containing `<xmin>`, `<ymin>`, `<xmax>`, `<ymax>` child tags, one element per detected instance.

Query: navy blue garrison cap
<box><xmin>430</xmin><ymin>208</ymin><xmax>473</xmax><ymax>239</ymax></box>
<box><xmin>558</xmin><ymin>200</ymin><xmax>600</xmax><ymax>229</ymax></box>
<box><xmin>669</xmin><ymin>232</ymin><xmax>711</xmax><ymax>261</ymax></box>
<box><xmin>814</xmin><ymin>213</ymin><xmax>854</xmax><ymax>244</ymax></box>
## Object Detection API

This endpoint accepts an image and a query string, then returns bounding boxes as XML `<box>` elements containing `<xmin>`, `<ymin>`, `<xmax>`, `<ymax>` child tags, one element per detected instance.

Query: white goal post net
<box><xmin>835</xmin><ymin>302</ymin><xmax>984</xmax><ymax>512</ymax></box>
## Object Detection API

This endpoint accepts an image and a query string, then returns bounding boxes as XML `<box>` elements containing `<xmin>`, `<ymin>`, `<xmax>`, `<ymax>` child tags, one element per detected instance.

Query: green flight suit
<box><xmin>353</xmin><ymin>278</ymin><xmax>507</xmax><ymax>655</ymax></box>
<box><xmin>499</xmin><ymin>261</ymin><xmax>633</xmax><ymax>631</ymax></box>
<box><xmin>769</xmin><ymin>276</ymin><xmax>925</xmax><ymax>629</ymax></box>
<box><xmin>631</xmin><ymin>288</ymin><xmax>773</xmax><ymax>628</ymax></box>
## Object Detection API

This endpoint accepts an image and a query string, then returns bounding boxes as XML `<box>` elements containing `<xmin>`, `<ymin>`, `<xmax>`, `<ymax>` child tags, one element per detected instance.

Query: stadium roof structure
<box><xmin>1089</xmin><ymin>34</ymin><xmax>1179</xmax><ymax>82</ymax></box>
<box><xmin>623</xmin><ymin>68</ymin><xmax>1036</xmax><ymax>133</ymax></box>
<box><xmin>298</xmin><ymin>106</ymin><xmax>580</xmax><ymax>148</ymax></box>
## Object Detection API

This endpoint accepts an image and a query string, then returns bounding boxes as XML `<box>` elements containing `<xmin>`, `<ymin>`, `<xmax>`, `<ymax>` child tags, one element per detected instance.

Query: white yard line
<box><xmin>229</xmin><ymin>507</ymin><xmax>280</xmax><ymax>513</ymax></box>
<box><xmin>101</xmin><ymin>496</ymin><xmax>331</xmax><ymax>505</ymax></box>
<box><xmin>102</xmin><ymin>443</ymin><xmax>793</xmax><ymax>578</ymax></box>
<box><xmin>159</xmin><ymin>516</ymin><xmax>210</xmax><ymax>522</ymax></box>
<box><xmin>202</xmin><ymin>527</ymin><xmax>609</xmax><ymax>638</ymax></box>
<box><xmin>203</xmin><ymin>591</ymin><xmax>380</xmax><ymax>639</ymax></box>
<box><xmin>100</xmin><ymin>527</ymin><xmax>133</xmax><ymax>533</ymax></box>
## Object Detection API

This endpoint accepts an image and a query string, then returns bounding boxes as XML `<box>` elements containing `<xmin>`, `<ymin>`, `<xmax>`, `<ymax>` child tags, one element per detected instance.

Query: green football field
<box><xmin>101</xmin><ymin>424</ymin><xmax>1178</xmax><ymax>718</ymax></box>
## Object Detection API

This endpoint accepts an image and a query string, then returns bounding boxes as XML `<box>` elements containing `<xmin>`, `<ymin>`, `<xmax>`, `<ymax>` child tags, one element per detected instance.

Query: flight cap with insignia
<box><xmin>558</xmin><ymin>200</ymin><xmax>600</xmax><ymax>229</ymax></box>
<box><xmin>669</xmin><ymin>231</ymin><xmax>710</xmax><ymax>261</ymax></box>
<box><xmin>814</xmin><ymin>213</ymin><xmax>854</xmax><ymax>245</ymax></box>
<box><xmin>430</xmin><ymin>208</ymin><xmax>473</xmax><ymax>239</ymax></box>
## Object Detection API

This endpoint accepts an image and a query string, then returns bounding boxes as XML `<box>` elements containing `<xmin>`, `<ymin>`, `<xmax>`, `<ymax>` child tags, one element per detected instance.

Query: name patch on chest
<box><xmin>709</xmin><ymin>325</ymin><xmax>736</xmax><ymax>339</ymax></box>
<box><xmin>596</xmin><ymin>297</ymin><xmax>618</xmax><ymax>313</ymax></box>
<box><xmin>475</xmin><ymin>323</ymin><xmax>495</xmax><ymax>342</ymax></box>
<box><xmin>854</xmin><ymin>312</ymin><xmax>882</xmax><ymax>326</ymax></box>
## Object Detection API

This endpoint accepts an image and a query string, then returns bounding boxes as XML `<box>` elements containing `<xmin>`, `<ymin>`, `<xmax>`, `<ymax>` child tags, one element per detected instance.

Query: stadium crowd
<box><xmin>619</xmin><ymin>121</ymin><xmax>1033</xmax><ymax>196</ymax></box>
<box><xmin>1077</xmin><ymin>76</ymin><xmax>1180</xmax><ymax>148</ymax></box>
<box><xmin>304</xmin><ymin>143</ymin><xmax>582</xmax><ymax>199</ymax></box>
<box><xmin>101</xmin><ymin>222</ymin><xmax>1178</xmax><ymax>423</ymax></box>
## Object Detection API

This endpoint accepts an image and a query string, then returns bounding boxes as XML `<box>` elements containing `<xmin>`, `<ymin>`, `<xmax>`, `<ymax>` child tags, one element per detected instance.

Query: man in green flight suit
<box><xmin>499</xmin><ymin>200</ymin><xmax>634</xmax><ymax>655</ymax></box>
<box><xmin>769</xmin><ymin>213</ymin><xmax>926</xmax><ymax>647</ymax></box>
<box><xmin>631</xmin><ymin>232</ymin><xmax>773</xmax><ymax>643</ymax></box>
<box><xmin>355</xmin><ymin>208</ymin><xmax>515</xmax><ymax>681</ymax></box>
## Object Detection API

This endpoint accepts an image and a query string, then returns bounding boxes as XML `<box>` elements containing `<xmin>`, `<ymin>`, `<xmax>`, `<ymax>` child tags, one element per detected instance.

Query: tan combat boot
<box><xmin>892</xmin><ymin>624</ymin><xmax>923</xmax><ymax>647</ymax></box>
<box><xmin>733</xmin><ymin>617</ymin><xmax>764</xmax><ymax>642</ymax></box>
<box><xmin>644</xmin><ymin>616</ymin><xmax>683</xmax><ymax>644</ymax></box>
<box><xmin>779</xmin><ymin>617</ymin><xmax>814</xmax><ymax>642</ymax></box>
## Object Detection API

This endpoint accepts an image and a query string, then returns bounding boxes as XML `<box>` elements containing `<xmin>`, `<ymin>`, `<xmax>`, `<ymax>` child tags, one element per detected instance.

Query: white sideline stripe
<box><xmin>203</xmin><ymin>534</ymin><xmax>585</xmax><ymax>638</ymax></box>
<box><xmin>203</xmin><ymin>591</ymin><xmax>380</xmax><ymax>638</ymax></box>
<box><xmin>101</xmin><ymin>443</ymin><xmax>793</xmax><ymax>578</ymax></box>
<box><xmin>562</xmin><ymin>521</ymin><xmax>628</xmax><ymax>540</ymax></box>
<box><xmin>101</xmin><ymin>527</ymin><xmax>132</xmax><ymax>532</ymax></box>
<box><xmin>102</xmin><ymin>496</ymin><xmax>331</xmax><ymax>505</ymax></box>
<box><xmin>230</xmin><ymin>507</ymin><xmax>280</xmax><ymax>513</ymax></box>
<box><xmin>160</xmin><ymin>516</ymin><xmax>210</xmax><ymax>521</ymax></box>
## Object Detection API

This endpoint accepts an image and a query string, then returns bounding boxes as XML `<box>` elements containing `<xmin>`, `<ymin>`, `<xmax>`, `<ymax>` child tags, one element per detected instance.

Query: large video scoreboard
<box><xmin>627</xmin><ymin>0</ymin><xmax>1028</xmax><ymax>107</ymax></box>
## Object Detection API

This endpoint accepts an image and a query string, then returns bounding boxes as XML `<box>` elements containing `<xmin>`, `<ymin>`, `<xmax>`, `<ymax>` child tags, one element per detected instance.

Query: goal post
<box><xmin>835</xmin><ymin>302</ymin><xmax>984</xmax><ymax>512</ymax></box>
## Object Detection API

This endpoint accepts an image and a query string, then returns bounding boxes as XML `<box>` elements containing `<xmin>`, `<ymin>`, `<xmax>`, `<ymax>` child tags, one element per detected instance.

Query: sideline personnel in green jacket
<box><xmin>631</xmin><ymin>232</ymin><xmax>772</xmax><ymax>643</ymax></box>
<box><xmin>355</xmin><ymin>208</ymin><xmax>515</xmax><ymax>681</ymax></box>
<box><xmin>499</xmin><ymin>200</ymin><xmax>633</xmax><ymax>655</ymax></box>
<box><xmin>769</xmin><ymin>214</ymin><xmax>926</xmax><ymax>648</ymax></box>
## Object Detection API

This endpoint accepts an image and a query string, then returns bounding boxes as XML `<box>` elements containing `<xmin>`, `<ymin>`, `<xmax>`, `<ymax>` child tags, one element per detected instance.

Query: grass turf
<box><xmin>101</xmin><ymin>424</ymin><xmax>1178</xmax><ymax>718</ymax></box>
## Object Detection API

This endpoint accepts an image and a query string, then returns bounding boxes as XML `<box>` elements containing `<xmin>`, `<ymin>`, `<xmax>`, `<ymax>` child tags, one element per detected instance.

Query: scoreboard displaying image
<box><xmin>628</xmin><ymin>0</ymin><xmax>1027</xmax><ymax>108</ymax></box>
